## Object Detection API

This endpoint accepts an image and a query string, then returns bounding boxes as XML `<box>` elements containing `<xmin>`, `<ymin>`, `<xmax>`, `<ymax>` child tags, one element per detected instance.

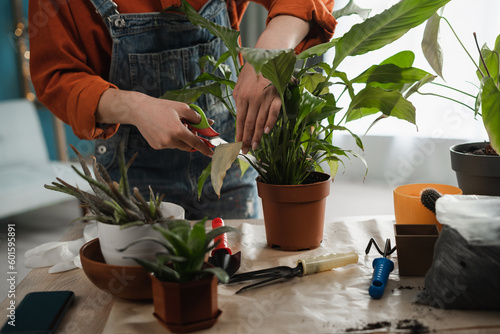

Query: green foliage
<box><xmin>44</xmin><ymin>142</ymin><xmax>167</xmax><ymax>226</ymax></box>
<box><xmin>165</xmin><ymin>0</ymin><xmax>450</xmax><ymax>189</ymax></box>
<box><xmin>121</xmin><ymin>218</ymin><xmax>238</xmax><ymax>283</ymax></box>
<box><xmin>420</xmin><ymin>15</ymin><xmax>500</xmax><ymax>153</ymax></box>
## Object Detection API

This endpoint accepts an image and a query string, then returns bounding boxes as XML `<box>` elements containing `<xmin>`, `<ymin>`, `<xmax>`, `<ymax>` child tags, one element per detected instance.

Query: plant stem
<box><xmin>430</xmin><ymin>82</ymin><xmax>476</xmax><ymax>98</ymax></box>
<box><xmin>417</xmin><ymin>91</ymin><xmax>476</xmax><ymax>112</ymax></box>
<box><xmin>473</xmin><ymin>32</ymin><xmax>491</xmax><ymax>78</ymax></box>
<box><xmin>441</xmin><ymin>17</ymin><xmax>484</xmax><ymax>77</ymax></box>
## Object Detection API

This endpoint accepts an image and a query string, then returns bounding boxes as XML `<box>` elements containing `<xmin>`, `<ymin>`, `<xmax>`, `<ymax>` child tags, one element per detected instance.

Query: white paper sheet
<box><xmin>103</xmin><ymin>217</ymin><xmax>500</xmax><ymax>333</ymax></box>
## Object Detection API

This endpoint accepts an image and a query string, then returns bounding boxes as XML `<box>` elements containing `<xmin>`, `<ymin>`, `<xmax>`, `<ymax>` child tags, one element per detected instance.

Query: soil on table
<box><xmin>345</xmin><ymin>319</ymin><xmax>430</xmax><ymax>334</ymax></box>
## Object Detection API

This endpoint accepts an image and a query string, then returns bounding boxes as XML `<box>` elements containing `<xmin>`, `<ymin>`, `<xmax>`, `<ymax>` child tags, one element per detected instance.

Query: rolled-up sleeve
<box><xmin>256</xmin><ymin>0</ymin><xmax>337</xmax><ymax>52</ymax></box>
<box><xmin>29</xmin><ymin>0</ymin><xmax>118</xmax><ymax>140</ymax></box>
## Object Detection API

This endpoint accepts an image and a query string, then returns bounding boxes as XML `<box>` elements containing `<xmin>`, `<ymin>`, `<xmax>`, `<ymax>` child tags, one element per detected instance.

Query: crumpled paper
<box><xmin>102</xmin><ymin>217</ymin><xmax>500</xmax><ymax>334</ymax></box>
<box><xmin>24</xmin><ymin>222</ymin><xmax>97</xmax><ymax>273</ymax></box>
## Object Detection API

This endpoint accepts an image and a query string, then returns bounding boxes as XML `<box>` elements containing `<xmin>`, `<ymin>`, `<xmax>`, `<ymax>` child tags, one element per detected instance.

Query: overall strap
<box><xmin>89</xmin><ymin>0</ymin><xmax>120</xmax><ymax>21</ymax></box>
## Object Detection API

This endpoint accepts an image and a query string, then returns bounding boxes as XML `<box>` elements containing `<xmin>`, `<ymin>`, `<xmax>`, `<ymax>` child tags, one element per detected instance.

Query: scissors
<box><xmin>186</xmin><ymin>103</ymin><xmax>219</xmax><ymax>152</ymax></box>
<box><xmin>186</xmin><ymin>104</ymin><xmax>261</xmax><ymax>169</ymax></box>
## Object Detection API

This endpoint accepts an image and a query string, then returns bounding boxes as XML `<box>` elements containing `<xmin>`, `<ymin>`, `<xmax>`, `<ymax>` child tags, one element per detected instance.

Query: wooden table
<box><xmin>2</xmin><ymin>218</ymin><xmax>499</xmax><ymax>333</ymax></box>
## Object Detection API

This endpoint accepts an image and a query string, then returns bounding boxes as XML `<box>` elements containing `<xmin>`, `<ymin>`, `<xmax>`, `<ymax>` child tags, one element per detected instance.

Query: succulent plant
<box><xmin>120</xmin><ymin>217</ymin><xmax>238</xmax><ymax>283</ymax></box>
<box><xmin>44</xmin><ymin>141</ymin><xmax>169</xmax><ymax>227</ymax></box>
<box><xmin>420</xmin><ymin>188</ymin><xmax>443</xmax><ymax>214</ymax></box>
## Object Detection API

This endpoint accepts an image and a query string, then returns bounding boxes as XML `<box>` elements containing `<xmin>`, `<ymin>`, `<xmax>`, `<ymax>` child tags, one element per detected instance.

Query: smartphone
<box><xmin>1</xmin><ymin>291</ymin><xmax>75</xmax><ymax>334</ymax></box>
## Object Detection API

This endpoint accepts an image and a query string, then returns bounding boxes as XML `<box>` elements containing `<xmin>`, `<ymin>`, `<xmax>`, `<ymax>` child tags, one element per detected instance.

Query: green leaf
<box><xmin>404</xmin><ymin>74</ymin><xmax>436</xmax><ymax>98</ymax></box>
<box><xmin>188</xmin><ymin>219</ymin><xmax>207</xmax><ymax>252</ymax></box>
<box><xmin>297</xmin><ymin>39</ymin><xmax>339</xmax><ymax>60</ymax></box>
<box><xmin>352</xmin><ymin>64</ymin><xmax>430</xmax><ymax>85</ymax></box>
<box><xmin>301</xmin><ymin>73</ymin><xmax>329</xmax><ymax>95</ymax></box>
<box><xmin>153</xmin><ymin>225</ymin><xmax>192</xmax><ymax>257</ymax></box>
<box><xmin>481</xmin><ymin>77</ymin><xmax>500</xmax><ymax>153</ymax></box>
<box><xmin>297</xmin><ymin>90</ymin><xmax>327</xmax><ymax>129</ymax></box>
<box><xmin>238</xmin><ymin>48</ymin><xmax>296</xmax><ymax>98</ymax></box>
<box><xmin>478</xmin><ymin>34</ymin><xmax>500</xmax><ymax>85</ymax></box>
<box><xmin>203</xmin><ymin>267</ymin><xmax>229</xmax><ymax>284</ymax></box>
<box><xmin>197</xmin><ymin>162</ymin><xmax>212</xmax><ymax>199</ymax></box>
<box><xmin>205</xmin><ymin>226</ymin><xmax>239</xmax><ymax>246</ymax></box>
<box><xmin>380</xmin><ymin>50</ymin><xmax>415</xmax><ymax>67</ymax></box>
<box><xmin>160</xmin><ymin>89</ymin><xmax>202</xmax><ymax>103</ymax></box>
<box><xmin>331</xmin><ymin>0</ymin><xmax>451</xmax><ymax>70</ymax></box>
<box><xmin>346</xmin><ymin>86</ymin><xmax>416</xmax><ymax>125</ymax></box>
<box><xmin>327</xmin><ymin>158</ymin><xmax>340</xmax><ymax>178</ymax></box>
<box><xmin>422</xmin><ymin>13</ymin><xmax>444</xmax><ymax>79</ymax></box>
<box><xmin>332</xmin><ymin>0</ymin><xmax>372</xmax><ymax>20</ymax></box>
<box><xmin>211</xmin><ymin>142</ymin><xmax>243</xmax><ymax>197</ymax></box>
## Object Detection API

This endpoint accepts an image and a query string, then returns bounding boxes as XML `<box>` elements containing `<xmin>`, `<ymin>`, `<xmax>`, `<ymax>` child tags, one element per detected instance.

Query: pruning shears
<box><xmin>186</xmin><ymin>104</ymin><xmax>220</xmax><ymax>152</ymax></box>
<box><xmin>186</xmin><ymin>104</ymin><xmax>262</xmax><ymax>169</ymax></box>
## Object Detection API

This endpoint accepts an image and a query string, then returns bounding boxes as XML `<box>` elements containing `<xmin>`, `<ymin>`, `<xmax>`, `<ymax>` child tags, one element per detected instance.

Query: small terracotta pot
<box><xmin>150</xmin><ymin>273</ymin><xmax>220</xmax><ymax>333</ymax></box>
<box><xmin>257</xmin><ymin>171</ymin><xmax>331</xmax><ymax>251</ymax></box>
<box><xmin>394</xmin><ymin>224</ymin><xmax>439</xmax><ymax>276</ymax></box>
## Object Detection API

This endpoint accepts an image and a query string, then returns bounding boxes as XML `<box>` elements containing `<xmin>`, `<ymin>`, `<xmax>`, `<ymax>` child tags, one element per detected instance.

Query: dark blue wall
<box><xmin>0</xmin><ymin>0</ymin><xmax>93</xmax><ymax>160</ymax></box>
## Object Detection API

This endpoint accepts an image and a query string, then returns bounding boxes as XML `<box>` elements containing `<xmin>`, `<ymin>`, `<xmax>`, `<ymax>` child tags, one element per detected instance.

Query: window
<box><xmin>327</xmin><ymin>0</ymin><xmax>499</xmax><ymax>141</ymax></box>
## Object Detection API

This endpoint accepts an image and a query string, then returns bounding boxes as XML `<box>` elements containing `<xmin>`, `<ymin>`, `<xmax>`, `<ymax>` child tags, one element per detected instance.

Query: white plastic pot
<box><xmin>98</xmin><ymin>202</ymin><xmax>185</xmax><ymax>266</ymax></box>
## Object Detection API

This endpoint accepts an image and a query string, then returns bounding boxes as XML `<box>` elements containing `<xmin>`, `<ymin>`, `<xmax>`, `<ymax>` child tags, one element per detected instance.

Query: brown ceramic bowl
<box><xmin>80</xmin><ymin>238</ymin><xmax>153</xmax><ymax>300</ymax></box>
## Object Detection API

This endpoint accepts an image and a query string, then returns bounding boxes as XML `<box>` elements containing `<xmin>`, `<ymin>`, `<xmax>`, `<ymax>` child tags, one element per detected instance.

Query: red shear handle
<box><xmin>211</xmin><ymin>218</ymin><xmax>232</xmax><ymax>256</ymax></box>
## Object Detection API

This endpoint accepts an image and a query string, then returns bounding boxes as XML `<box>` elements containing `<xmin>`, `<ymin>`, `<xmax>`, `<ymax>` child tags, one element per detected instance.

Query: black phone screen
<box><xmin>1</xmin><ymin>291</ymin><xmax>75</xmax><ymax>334</ymax></box>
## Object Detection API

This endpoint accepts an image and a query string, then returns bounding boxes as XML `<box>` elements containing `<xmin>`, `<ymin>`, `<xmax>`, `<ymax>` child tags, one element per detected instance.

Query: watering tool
<box><xmin>365</xmin><ymin>238</ymin><xmax>396</xmax><ymax>299</ymax></box>
<box><xmin>207</xmin><ymin>218</ymin><xmax>241</xmax><ymax>278</ymax></box>
<box><xmin>228</xmin><ymin>252</ymin><xmax>358</xmax><ymax>294</ymax></box>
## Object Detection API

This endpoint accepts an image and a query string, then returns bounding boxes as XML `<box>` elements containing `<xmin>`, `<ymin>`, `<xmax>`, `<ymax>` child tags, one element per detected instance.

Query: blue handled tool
<box><xmin>365</xmin><ymin>238</ymin><xmax>396</xmax><ymax>299</ymax></box>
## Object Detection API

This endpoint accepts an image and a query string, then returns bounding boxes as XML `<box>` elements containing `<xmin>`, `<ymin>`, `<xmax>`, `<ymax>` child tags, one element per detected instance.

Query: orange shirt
<box><xmin>29</xmin><ymin>0</ymin><xmax>336</xmax><ymax>140</ymax></box>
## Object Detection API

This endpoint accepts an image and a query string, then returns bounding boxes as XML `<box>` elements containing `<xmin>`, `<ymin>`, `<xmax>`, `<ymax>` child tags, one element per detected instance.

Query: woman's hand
<box><xmin>233</xmin><ymin>64</ymin><xmax>281</xmax><ymax>154</ymax></box>
<box><xmin>96</xmin><ymin>89</ymin><xmax>214</xmax><ymax>157</ymax></box>
<box><xmin>233</xmin><ymin>15</ymin><xmax>311</xmax><ymax>154</ymax></box>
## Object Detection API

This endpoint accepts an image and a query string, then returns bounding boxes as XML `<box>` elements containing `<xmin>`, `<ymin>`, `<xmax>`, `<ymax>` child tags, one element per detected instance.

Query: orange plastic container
<box><xmin>393</xmin><ymin>183</ymin><xmax>462</xmax><ymax>229</ymax></box>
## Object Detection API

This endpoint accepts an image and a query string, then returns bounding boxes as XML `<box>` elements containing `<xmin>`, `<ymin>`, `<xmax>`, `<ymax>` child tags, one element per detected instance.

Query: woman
<box><xmin>29</xmin><ymin>0</ymin><xmax>336</xmax><ymax>219</ymax></box>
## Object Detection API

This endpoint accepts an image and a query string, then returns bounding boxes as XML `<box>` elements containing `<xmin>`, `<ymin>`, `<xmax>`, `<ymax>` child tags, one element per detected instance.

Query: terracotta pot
<box><xmin>257</xmin><ymin>171</ymin><xmax>331</xmax><ymax>251</ymax></box>
<box><xmin>450</xmin><ymin>142</ymin><xmax>500</xmax><ymax>196</ymax></box>
<box><xmin>150</xmin><ymin>273</ymin><xmax>221</xmax><ymax>333</ymax></box>
<box><xmin>80</xmin><ymin>238</ymin><xmax>153</xmax><ymax>300</ymax></box>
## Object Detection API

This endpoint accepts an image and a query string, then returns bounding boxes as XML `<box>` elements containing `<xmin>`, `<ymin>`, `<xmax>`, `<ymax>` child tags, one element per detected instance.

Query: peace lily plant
<box><xmin>419</xmin><ymin>13</ymin><xmax>500</xmax><ymax>154</ymax></box>
<box><xmin>165</xmin><ymin>0</ymin><xmax>452</xmax><ymax>197</ymax></box>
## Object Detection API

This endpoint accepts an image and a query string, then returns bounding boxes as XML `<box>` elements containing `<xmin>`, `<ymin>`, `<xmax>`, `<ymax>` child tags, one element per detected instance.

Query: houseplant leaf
<box><xmin>333</xmin><ymin>0</ymin><xmax>371</xmax><ymax>20</ymax></box>
<box><xmin>331</xmin><ymin>0</ymin><xmax>452</xmax><ymax>70</ymax></box>
<box><xmin>346</xmin><ymin>86</ymin><xmax>416</xmax><ymax>125</ymax></box>
<box><xmin>481</xmin><ymin>76</ymin><xmax>500</xmax><ymax>153</ymax></box>
<box><xmin>422</xmin><ymin>13</ymin><xmax>444</xmax><ymax>79</ymax></box>
<box><xmin>211</xmin><ymin>142</ymin><xmax>243</xmax><ymax>197</ymax></box>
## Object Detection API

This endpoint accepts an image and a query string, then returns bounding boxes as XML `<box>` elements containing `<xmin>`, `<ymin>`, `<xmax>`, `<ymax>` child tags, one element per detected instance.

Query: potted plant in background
<box><xmin>120</xmin><ymin>218</ymin><xmax>237</xmax><ymax>333</ymax></box>
<box><xmin>418</xmin><ymin>14</ymin><xmax>500</xmax><ymax>195</ymax></box>
<box><xmin>166</xmin><ymin>0</ymin><xmax>451</xmax><ymax>250</ymax></box>
<box><xmin>44</xmin><ymin>141</ymin><xmax>185</xmax><ymax>265</ymax></box>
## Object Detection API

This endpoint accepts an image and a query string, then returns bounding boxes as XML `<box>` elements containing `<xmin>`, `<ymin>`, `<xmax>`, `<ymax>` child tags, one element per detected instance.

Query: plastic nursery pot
<box><xmin>393</xmin><ymin>183</ymin><xmax>462</xmax><ymax>230</ymax></box>
<box><xmin>257</xmin><ymin>171</ymin><xmax>331</xmax><ymax>251</ymax></box>
<box><xmin>150</xmin><ymin>273</ymin><xmax>221</xmax><ymax>333</ymax></box>
<box><xmin>394</xmin><ymin>224</ymin><xmax>439</xmax><ymax>276</ymax></box>
<box><xmin>450</xmin><ymin>142</ymin><xmax>500</xmax><ymax>196</ymax></box>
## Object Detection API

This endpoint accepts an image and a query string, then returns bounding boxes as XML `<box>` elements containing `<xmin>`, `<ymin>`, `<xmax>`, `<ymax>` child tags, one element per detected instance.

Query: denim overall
<box><xmin>89</xmin><ymin>0</ymin><xmax>258</xmax><ymax>219</ymax></box>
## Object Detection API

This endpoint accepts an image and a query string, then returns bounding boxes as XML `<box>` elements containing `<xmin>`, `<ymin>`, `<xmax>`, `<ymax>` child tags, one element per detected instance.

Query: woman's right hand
<box><xmin>96</xmin><ymin>89</ymin><xmax>214</xmax><ymax>157</ymax></box>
